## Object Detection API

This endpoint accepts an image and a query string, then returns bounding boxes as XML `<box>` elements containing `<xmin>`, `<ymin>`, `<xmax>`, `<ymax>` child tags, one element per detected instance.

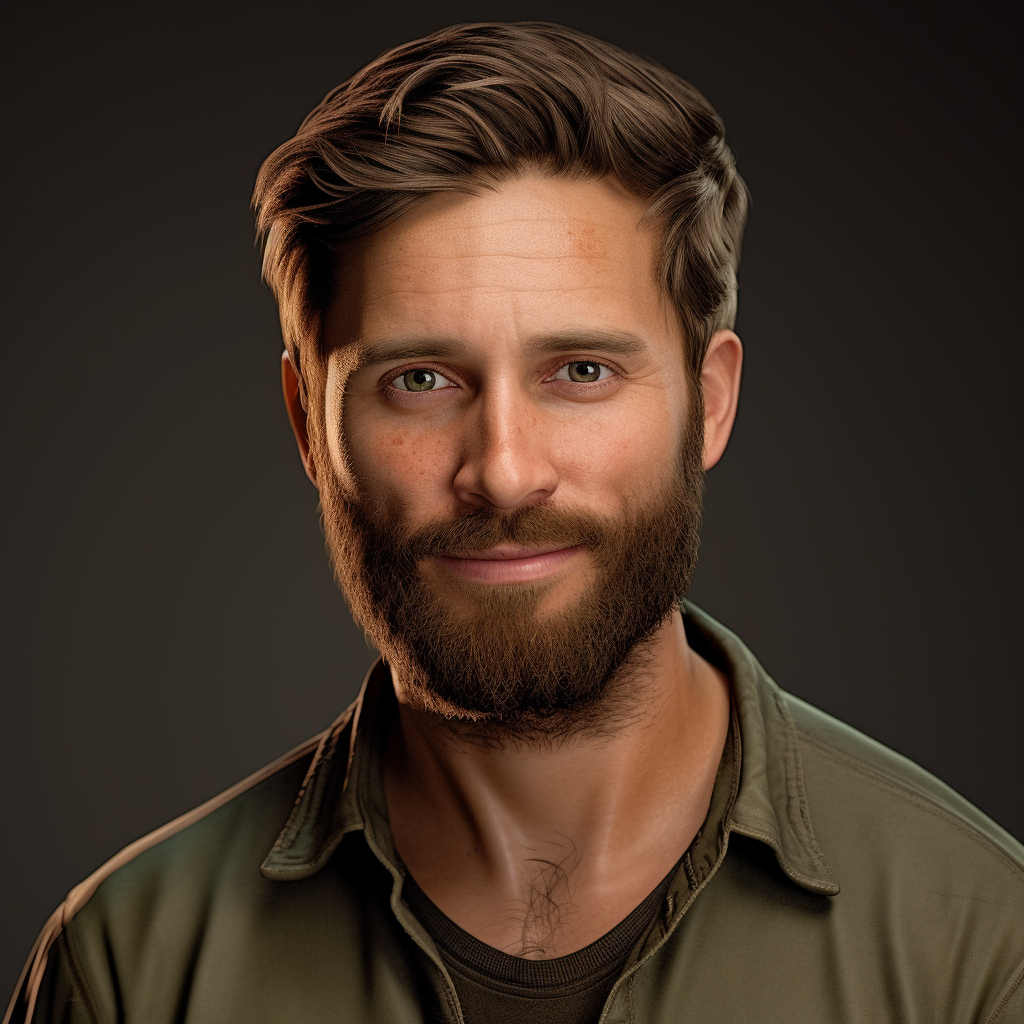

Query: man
<box><xmin>7</xmin><ymin>21</ymin><xmax>1022</xmax><ymax>1024</ymax></box>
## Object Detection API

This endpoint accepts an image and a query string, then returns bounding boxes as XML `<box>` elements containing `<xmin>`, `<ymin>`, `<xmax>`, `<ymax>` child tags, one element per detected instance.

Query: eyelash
<box><xmin>383</xmin><ymin>359</ymin><xmax>619</xmax><ymax>396</ymax></box>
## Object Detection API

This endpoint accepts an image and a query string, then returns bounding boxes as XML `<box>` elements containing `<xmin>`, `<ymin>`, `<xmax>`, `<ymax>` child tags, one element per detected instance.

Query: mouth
<box><xmin>432</xmin><ymin>544</ymin><xmax>586</xmax><ymax>584</ymax></box>
<box><xmin>449</xmin><ymin>543</ymin><xmax>576</xmax><ymax>560</ymax></box>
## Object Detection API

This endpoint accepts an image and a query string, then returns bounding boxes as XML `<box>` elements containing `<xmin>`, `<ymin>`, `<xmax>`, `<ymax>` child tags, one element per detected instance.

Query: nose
<box><xmin>452</xmin><ymin>384</ymin><xmax>559</xmax><ymax>509</ymax></box>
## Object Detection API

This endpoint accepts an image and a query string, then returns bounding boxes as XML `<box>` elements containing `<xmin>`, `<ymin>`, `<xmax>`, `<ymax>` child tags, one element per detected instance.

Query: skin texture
<box><xmin>283</xmin><ymin>172</ymin><xmax>743</xmax><ymax>957</ymax></box>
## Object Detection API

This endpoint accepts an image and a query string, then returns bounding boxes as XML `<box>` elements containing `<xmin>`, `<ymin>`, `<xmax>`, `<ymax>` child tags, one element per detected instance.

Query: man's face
<box><xmin>317</xmin><ymin>173</ymin><xmax>705</xmax><ymax>740</ymax></box>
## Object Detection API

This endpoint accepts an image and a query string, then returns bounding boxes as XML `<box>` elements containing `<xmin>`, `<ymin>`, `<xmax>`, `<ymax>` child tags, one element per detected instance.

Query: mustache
<box><xmin>381</xmin><ymin>503</ymin><xmax>612</xmax><ymax>561</ymax></box>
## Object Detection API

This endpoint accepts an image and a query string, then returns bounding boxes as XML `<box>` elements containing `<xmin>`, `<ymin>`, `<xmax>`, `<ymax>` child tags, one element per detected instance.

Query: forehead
<box><xmin>328</xmin><ymin>173</ymin><xmax>679</xmax><ymax>353</ymax></box>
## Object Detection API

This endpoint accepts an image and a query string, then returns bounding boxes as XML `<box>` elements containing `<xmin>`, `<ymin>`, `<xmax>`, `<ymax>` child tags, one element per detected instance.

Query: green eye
<box><xmin>392</xmin><ymin>368</ymin><xmax>453</xmax><ymax>392</ymax></box>
<box><xmin>554</xmin><ymin>361</ymin><xmax>612</xmax><ymax>383</ymax></box>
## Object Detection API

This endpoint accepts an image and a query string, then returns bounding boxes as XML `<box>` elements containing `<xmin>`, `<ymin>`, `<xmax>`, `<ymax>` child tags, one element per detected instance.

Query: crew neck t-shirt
<box><xmin>403</xmin><ymin>865</ymin><xmax>676</xmax><ymax>1024</ymax></box>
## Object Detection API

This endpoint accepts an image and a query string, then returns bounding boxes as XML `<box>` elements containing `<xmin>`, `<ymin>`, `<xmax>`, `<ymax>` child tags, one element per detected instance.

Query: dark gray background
<box><xmin>3</xmin><ymin>0</ymin><xmax>1021</xmax><ymax>998</ymax></box>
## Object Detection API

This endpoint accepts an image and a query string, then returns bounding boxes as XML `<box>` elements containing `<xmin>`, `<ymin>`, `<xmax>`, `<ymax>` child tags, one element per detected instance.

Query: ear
<box><xmin>281</xmin><ymin>350</ymin><xmax>318</xmax><ymax>487</ymax></box>
<box><xmin>700</xmin><ymin>329</ymin><xmax>743</xmax><ymax>471</ymax></box>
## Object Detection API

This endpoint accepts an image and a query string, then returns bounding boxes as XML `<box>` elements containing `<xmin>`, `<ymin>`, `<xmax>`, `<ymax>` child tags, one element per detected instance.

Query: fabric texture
<box><xmin>6</xmin><ymin>602</ymin><xmax>1024</xmax><ymax>1024</ymax></box>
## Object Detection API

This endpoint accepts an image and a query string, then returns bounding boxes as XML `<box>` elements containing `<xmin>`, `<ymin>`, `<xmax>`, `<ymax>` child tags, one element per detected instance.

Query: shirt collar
<box><xmin>261</xmin><ymin>602</ymin><xmax>839</xmax><ymax>896</ymax></box>
<box><xmin>260</xmin><ymin>657</ymin><xmax>392</xmax><ymax>881</ymax></box>
<box><xmin>683</xmin><ymin>601</ymin><xmax>839</xmax><ymax>895</ymax></box>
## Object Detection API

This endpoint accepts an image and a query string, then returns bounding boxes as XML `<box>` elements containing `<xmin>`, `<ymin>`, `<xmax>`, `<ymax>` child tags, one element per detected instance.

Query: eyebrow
<box><xmin>352</xmin><ymin>329</ymin><xmax>648</xmax><ymax>369</ymax></box>
<box><xmin>352</xmin><ymin>338</ymin><xmax>471</xmax><ymax>369</ymax></box>
<box><xmin>523</xmin><ymin>329</ymin><xmax>647</xmax><ymax>358</ymax></box>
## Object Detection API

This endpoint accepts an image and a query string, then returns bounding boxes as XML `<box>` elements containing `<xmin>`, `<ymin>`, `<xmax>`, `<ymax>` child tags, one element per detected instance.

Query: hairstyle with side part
<box><xmin>253</xmin><ymin>21</ymin><xmax>748</xmax><ymax>412</ymax></box>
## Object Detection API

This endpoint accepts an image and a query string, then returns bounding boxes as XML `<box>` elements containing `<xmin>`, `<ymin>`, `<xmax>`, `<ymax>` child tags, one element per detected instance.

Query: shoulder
<box><xmin>783</xmin><ymin>691</ymin><xmax>1024</xmax><ymax>993</ymax></box>
<box><xmin>783</xmin><ymin>690</ymin><xmax>1024</xmax><ymax>880</ymax></box>
<box><xmin>68</xmin><ymin>732</ymin><xmax>323</xmax><ymax>921</ymax></box>
<box><xmin>778</xmin><ymin>692</ymin><xmax>1024</xmax><ymax>1021</ymax></box>
<box><xmin>6</xmin><ymin>730</ymin><xmax>327</xmax><ymax>1024</ymax></box>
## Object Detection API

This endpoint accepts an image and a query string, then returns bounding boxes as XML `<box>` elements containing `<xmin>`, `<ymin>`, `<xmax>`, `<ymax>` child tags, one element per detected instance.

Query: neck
<box><xmin>382</xmin><ymin>606</ymin><xmax>731</xmax><ymax>958</ymax></box>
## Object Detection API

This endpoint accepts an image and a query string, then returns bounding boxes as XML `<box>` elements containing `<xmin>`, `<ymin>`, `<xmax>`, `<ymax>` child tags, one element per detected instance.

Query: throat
<box><xmin>383</xmin><ymin>618</ymin><xmax>734</xmax><ymax>958</ymax></box>
<box><xmin>403</xmin><ymin>850</ymin><xmax>677</xmax><ymax>962</ymax></box>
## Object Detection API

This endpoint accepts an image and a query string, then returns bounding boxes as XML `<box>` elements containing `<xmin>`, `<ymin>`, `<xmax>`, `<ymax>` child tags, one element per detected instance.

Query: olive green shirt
<box><xmin>7</xmin><ymin>603</ymin><xmax>1024</xmax><ymax>1023</ymax></box>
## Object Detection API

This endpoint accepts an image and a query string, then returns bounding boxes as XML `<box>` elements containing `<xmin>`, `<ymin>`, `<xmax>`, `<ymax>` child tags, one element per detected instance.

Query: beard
<box><xmin>319</xmin><ymin>402</ymin><xmax>705</xmax><ymax>745</ymax></box>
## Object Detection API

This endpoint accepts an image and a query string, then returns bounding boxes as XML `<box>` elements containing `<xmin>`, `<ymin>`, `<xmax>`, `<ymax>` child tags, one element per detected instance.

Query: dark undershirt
<box><xmin>403</xmin><ymin>866</ymin><xmax>675</xmax><ymax>1024</ymax></box>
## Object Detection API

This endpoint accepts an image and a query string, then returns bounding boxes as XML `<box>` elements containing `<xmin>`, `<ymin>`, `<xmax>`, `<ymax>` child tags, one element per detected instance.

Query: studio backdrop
<box><xmin>3</xmin><ymin>0</ymin><xmax>1020</xmax><ymax>1000</ymax></box>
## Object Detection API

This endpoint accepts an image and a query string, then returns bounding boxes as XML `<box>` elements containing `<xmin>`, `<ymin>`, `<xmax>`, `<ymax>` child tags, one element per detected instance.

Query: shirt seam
<box><xmin>770</xmin><ymin>683</ymin><xmax>835</xmax><ymax>880</ymax></box>
<box><xmin>60</xmin><ymin>923</ymin><xmax>104</xmax><ymax>1024</ymax></box>
<box><xmin>797</xmin><ymin>730</ymin><xmax>1024</xmax><ymax>880</ymax></box>
<box><xmin>984</xmin><ymin>957</ymin><xmax>1024</xmax><ymax>1024</ymax></box>
<box><xmin>442</xmin><ymin>956</ymin><xmax>622</xmax><ymax>999</ymax></box>
<box><xmin>435</xmin><ymin>963</ymin><xmax>464</xmax><ymax>1024</ymax></box>
<box><xmin>421</xmin><ymin>919</ymin><xmax>643</xmax><ymax>990</ymax></box>
<box><xmin>598</xmin><ymin>853</ymin><xmax>719</xmax><ymax>1024</ymax></box>
<box><xmin>366</xmin><ymin>829</ymin><xmax>464</xmax><ymax>1024</ymax></box>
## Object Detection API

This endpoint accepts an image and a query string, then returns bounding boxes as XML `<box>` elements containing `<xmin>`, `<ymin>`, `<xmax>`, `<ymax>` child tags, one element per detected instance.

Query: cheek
<box><xmin>345</xmin><ymin>416</ymin><xmax>454</xmax><ymax>505</ymax></box>
<box><xmin>550</xmin><ymin>399</ymin><xmax>682</xmax><ymax>502</ymax></box>
<box><xmin>326</xmin><ymin>359</ymin><xmax>447</xmax><ymax>501</ymax></box>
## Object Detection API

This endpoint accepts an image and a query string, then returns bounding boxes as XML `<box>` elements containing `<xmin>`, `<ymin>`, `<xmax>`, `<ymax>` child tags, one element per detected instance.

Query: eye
<box><xmin>390</xmin><ymin>368</ymin><xmax>456</xmax><ymax>392</ymax></box>
<box><xmin>550</xmin><ymin>360</ymin><xmax>616</xmax><ymax>384</ymax></box>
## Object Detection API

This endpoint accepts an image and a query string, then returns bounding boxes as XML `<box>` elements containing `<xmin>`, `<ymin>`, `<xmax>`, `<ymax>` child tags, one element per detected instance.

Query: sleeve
<box><xmin>4</xmin><ymin>907</ymin><xmax>102</xmax><ymax>1024</ymax></box>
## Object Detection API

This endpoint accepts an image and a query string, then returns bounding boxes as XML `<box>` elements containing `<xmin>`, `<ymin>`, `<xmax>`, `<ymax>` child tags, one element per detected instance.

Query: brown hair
<box><xmin>253</xmin><ymin>21</ymin><xmax>748</xmax><ymax>404</ymax></box>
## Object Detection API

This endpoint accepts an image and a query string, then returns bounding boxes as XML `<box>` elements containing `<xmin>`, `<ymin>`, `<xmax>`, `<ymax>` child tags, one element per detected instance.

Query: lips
<box><xmin>449</xmin><ymin>544</ymin><xmax>574</xmax><ymax>560</ymax></box>
<box><xmin>432</xmin><ymin>544</ymin><xmax>585</xmax><ymax>584</ymax></box>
